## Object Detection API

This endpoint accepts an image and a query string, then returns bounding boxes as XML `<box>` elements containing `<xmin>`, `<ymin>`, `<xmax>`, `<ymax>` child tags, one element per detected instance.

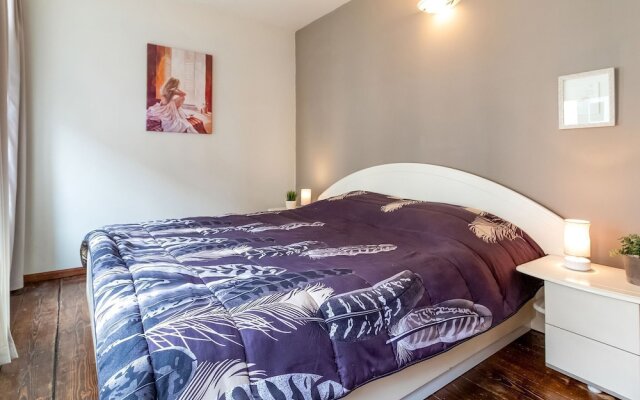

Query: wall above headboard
<box><xmin>296</xmin><ymin>0</ymin><xmax>640</xmax><ymax>266</ymax></box>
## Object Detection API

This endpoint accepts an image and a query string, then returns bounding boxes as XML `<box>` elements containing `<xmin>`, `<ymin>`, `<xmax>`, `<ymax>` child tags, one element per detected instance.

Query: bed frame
<box><xmin>318</xmin><ymin>163</ymin><xmax>564</xmax><ymax>399</ymax></box>
<box><xmin>87</xmin><ymin>163</ymin><xmax>564</xmax><ymax>400</ymax></box>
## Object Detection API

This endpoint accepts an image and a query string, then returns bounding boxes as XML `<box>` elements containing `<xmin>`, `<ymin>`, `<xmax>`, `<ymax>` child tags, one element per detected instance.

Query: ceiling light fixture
<box><xmin>417</xmin><ymin>0</ymin><xmax>461</xmax><ymax>15</ymax></box>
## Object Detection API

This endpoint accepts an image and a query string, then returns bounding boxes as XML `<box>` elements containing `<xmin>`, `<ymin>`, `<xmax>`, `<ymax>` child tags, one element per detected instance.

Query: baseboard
<box><xmin>24</xmin><ymin>267</ymin><xmax>86</xmax><ymax>283</ymax></box>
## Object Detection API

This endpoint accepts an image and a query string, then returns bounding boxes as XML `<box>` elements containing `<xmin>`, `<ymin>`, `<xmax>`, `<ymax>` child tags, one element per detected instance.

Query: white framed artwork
<box><xmin>558</xmin><ymin>68</ymin><xmax>615</xmax><ymax>129</ymax></box>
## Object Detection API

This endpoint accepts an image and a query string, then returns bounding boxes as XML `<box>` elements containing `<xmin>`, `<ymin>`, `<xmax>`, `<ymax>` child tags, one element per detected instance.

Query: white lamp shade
<box><xmin>300</xmin><ymin>189</ymin><xmax>312</xmax><ymax>206</ymax></box>
<box><xmin>564</xmin><ymin>219</ymin><xmax>591</xmax><ymax>258</ymax></box>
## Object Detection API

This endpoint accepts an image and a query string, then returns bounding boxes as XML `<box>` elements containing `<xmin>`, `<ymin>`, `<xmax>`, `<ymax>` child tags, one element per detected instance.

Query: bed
<box><xmin>84</xmin><ymin>163</ymin><xmax>564</xmax><ymax>400</ymax></box>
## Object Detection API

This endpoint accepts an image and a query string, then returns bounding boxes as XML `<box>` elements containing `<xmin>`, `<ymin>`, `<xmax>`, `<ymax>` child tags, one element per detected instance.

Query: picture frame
<box><xmin>146</xmin><ymin>43</ymin><xmax>214</xmax><ymax>134</ymax></box>
<box><xmin>558</xmin><ymin>68</ymin><xmax>615</xmax><ymax>130</ymax></box>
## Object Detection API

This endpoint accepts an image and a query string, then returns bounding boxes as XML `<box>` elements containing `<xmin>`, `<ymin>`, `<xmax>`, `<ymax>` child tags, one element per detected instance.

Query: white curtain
<box><xmin>1</xmin><ymin>0</ymin><xmax>26</xmax><ymax>365</ymax></box>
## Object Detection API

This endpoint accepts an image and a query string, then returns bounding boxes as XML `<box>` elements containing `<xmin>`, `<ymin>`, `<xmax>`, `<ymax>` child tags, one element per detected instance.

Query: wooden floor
<box><xmin>0</xmin><ymin>277</ymin><xmax>97</xmax><ymax>400</ymax></box>
<box><xmin>0</xmin><ymin>278</ymin><xmax>617</xmax><ymax>400</ymax></box>
<box><xmin>427</xmin><ymin>333</ymin><xmax>616</xmax><ymax>400</ymax></box>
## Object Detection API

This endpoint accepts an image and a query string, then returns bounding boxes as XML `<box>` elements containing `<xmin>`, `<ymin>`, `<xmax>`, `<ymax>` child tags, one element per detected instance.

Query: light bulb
<box><xmin>417</xmin><ymin>0</ymin><xmax>461</xmax><ymax>15</ymax></box>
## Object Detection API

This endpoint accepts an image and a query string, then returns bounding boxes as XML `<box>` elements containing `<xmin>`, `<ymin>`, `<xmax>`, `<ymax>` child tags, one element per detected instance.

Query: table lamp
<box><xmin>301</xmin><ymin>189</ymin><xmax>312</xmax><ymax>206</ymax></box>
<box><xmin>563</xmin><ymin>219</ymin><xmax>592</xmax><ymax>271</ymax></box>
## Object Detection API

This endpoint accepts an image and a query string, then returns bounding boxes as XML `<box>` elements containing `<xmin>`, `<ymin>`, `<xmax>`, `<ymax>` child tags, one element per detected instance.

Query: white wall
<box><xmin>23</xmin><ymin>0</ymin><xmax>296</xmax><ymax>273</ymax></box>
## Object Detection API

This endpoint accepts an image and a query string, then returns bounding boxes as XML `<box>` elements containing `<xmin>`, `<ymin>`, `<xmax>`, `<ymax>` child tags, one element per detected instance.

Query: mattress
<box><xmin>83</xmin><ymin>191</ymin><xmax>544</xmax><ymax>400</ymax></box>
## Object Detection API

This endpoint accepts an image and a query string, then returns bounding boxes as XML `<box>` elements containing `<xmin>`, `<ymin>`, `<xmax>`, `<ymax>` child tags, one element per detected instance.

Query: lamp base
<box><xmin>564</xmin><ymin>256</ymin><xmax>592</xmax><ymax>271</ymax></box>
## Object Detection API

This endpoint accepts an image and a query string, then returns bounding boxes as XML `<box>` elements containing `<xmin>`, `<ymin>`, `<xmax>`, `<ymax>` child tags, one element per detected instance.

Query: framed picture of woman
<box><xmin>146</xmin><ymin>43</ymin><xmax>213</xmax><ymax>134</ymax></box>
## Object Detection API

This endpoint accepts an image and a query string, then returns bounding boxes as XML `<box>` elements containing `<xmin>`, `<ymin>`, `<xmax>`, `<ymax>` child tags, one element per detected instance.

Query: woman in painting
<box><xmin>147</xmin><ymin>77</ymin><xmax>199</xmax><ymax>133</ymax></box>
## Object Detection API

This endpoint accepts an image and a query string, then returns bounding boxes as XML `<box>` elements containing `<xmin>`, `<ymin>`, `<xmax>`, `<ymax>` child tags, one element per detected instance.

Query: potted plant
<box><xmin>285</xmin><ymin>190</ymin><xmax>297</xmax><ymax>210</ymax></box>
<box><xmin>611</xmin><ymin>234</ymin><xmax>640</xmax><ymax>286</ymax></box>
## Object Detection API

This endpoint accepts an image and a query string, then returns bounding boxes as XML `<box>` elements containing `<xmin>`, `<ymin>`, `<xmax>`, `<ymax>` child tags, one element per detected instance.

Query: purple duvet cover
<box><xmin>84</xmin><ymin>191</ymin><xmax>544</xmax><ymax>400</ymax></box>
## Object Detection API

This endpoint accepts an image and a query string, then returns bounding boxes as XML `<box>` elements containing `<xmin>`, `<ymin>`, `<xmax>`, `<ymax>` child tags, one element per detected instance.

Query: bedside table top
<box><xmin>517</xmin><ymin>255</ymin><xmax>640</xmax><ymax>304</ymax></box>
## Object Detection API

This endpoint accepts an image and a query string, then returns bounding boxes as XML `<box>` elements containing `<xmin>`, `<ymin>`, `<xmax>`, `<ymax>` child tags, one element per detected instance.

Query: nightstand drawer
<box><xmin>546</xmin><ymin>325</ymin><xmax>640</xmax><ymax>400</ymax></box>
<box><xmin>546</xmin><ymin>282</ymin><xmax>640</xmax><ymax>354</ymax></box>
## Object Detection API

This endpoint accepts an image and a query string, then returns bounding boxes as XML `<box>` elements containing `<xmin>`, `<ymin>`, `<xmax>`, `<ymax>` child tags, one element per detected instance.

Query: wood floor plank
<box><xmin>494</xmin><ymin>335</ymin><xmax>615</xmax><ymax>400</ymax></box>
<box><xmin>430</xmin><ymin>375</ymin><xmax>510</xmax><ymax>399</ymax></box>
<box><xmin>457</xmin><ymin>359</ymin><xmax>543</xmax><ymax>400</ymax></box>
<box><xmin>474</xmin><ymin>354</ymin><xmax>576</xmax><ymax>400</ymax></box>
<box><xmin>0</xmin><ymin>280</ymin><xmax>60</xmax><ymax>400</ymax></box>
<box><xmin>10</xmin><ymin>290</ymin><xmax>24</xmax><ymax>327</ymax></box>
<box><xmin>426</xmin><ymin>332</ymin><xmax>617</xmax><ymax>400</ymax></box>
<box><xmin>54</xmin><ymin>276</ymin><xmax>98</xmax><ymax>400</ymax></box>
<box><xmin>514</xmin><ymin>329</ymin><xmax>545</xmax><ymax>349</ymax></box>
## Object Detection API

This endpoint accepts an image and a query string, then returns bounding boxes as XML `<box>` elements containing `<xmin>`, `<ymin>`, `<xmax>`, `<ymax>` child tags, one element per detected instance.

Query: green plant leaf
<box><xmin>611</xmin><ymin>234</ymin><xmax>640</xmax><ymax>257</ymax></box>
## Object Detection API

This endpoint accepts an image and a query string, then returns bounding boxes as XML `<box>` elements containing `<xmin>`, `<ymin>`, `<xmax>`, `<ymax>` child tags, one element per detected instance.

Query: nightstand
<box><xmin>517</xmin><ymin>255</ymin><xmax>640</xmax><ymax>400</ymax></box>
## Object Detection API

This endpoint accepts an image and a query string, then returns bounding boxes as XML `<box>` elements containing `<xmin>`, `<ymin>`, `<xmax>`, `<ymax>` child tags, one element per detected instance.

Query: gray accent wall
<box><xmin>296</xmin><ymin>0</ymin><xmax>640</xmax><ymax>266</ymax></box>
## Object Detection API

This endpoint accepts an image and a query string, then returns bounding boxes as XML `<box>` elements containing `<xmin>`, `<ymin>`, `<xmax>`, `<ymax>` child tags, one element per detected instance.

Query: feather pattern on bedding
<box><xmin>178</xmin><ymin>359</ymin><xmax>265</xmax><ymax>400</ymax></box>
<box><xmin>243</xmin><ymin>241</ymin><xmax>320</xmax><ymax>259</ymax></box>
<box><xmin>303</xmin><ymin>244</ymin><xmax>397</xmax><ymax>259</ymax></box>
<box><xmin>388</xmin><ymin>299</ymin><xmax>493</xmax><ymax>365</ymax></box>
<box><xmin>84</xmin><ymin>191</ymin><xmax>543</xmax><ymax>400</ymax></box>
<box><xmin>211</xmin><ymin>268</ymin><xmax>351</xmax><ymax>307</ymax></box>
<box><xmin>465</xmin><ymin>208</ymin><xmax>522</xmax><ymax>243</ymax></box>
<box><xmin>380</xmin><ymin>199</ymin><xmax>422</xmax><ymax>213</ymax></box>
<box><xmin>247</xmin><ymin>221</ymin><xmax>325</xmax><ymax>233</ymax></box>
<box><xmin>320</xmin><ymin>271</ymin><xmax>424</xmax><ymax>342</ymax></box>
<box><xmin>326</xmin><ymin>190</ymin><xmax>367</xmax><ymax>201</ymax></box>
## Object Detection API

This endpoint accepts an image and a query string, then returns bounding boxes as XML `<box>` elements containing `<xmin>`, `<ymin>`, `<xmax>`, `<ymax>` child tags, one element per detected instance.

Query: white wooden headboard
<box><xmin>319</xmin><ymin>163</ymin><xmax>564</xmax><ymax>256</ymax></box>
